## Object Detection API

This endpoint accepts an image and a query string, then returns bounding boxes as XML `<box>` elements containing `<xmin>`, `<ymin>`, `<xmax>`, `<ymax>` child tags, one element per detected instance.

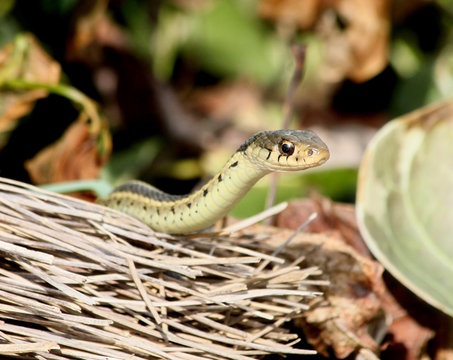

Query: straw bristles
<box><xmin>0</xmin><ymin>177</ymin><xmax>323</xmax><ymax>359</ymax></box>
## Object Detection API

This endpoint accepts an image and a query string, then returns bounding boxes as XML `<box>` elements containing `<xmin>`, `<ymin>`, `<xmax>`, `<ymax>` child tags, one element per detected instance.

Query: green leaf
<box><xmin>186</xmin><ymin>0</ymin><xmax>285</xmax><ymax>84</ymax></box>
<box><xmin>356</xmin><ymin>100</ymin><xmax>453</xmax><ymax>316</ymax></box>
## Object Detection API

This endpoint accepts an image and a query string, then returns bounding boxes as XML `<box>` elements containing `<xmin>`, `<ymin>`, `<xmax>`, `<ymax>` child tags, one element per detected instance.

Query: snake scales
<box><xmin>100</xmin><ymin>129</ymin><xmax>329</xmax><ymax>234</ymax></box>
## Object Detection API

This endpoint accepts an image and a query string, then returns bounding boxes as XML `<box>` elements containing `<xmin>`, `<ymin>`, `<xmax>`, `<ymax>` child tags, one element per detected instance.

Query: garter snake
<box><xmin>100</xmin><ymin>129</ymin><xmax>329</xmax><ymax>234</ymax></box>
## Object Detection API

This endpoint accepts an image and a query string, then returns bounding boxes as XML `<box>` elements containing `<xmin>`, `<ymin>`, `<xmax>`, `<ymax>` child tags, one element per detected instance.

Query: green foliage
<box><xmin>121</xmin><ymin>0</ymin><xmax>155</xmax><ymax>61</ymax></box>
<box><xmin>185</xmin><ymin>0</ymin><xmax>285</xmax><ymax>84</ymax></box>
<box><xmin>0</xmin><ymin>0</ymin><xmax>14</xmax><ymax>18</ymax></box>
<box><xmin>150</xmin><ymin>0</ymin><xmax>287</xmax><ymax>84</ymax></box>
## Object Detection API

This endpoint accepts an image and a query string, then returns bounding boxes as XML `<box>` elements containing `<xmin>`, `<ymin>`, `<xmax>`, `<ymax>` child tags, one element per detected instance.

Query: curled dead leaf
<box><xmin>327</xmin><ymin>0</ymin><xmax>390</xmax><ymax>82</ymax></box>
<box><xmin>0</xmin><ymin>34</ymin><xmax>60</xmax><ymax>83</ymax></box>
<box><xmin>25</xmin><ymin>117</ymin><xmax>110</xmax><ymax>184</ymax></box>
<box><xmin>276</xmin><ymin>195</ymin><xmax>371</xmax><ymax>256</ymax></box>
<box><xmin>277</xmin><ymin>195</ymin><xmax>436</xmax><ymax>360</ymax></box>
<box><xmin>66</xmin><ymin>0</ymin><xmax>128</xmax><ymax>62</ymax></box>
<box><xmin>254</xmin><ymin>219</ymin><xmax>434</xmax><ymax>359</ymax></box>
<box><xmin>256</xmin><ymin>224</ymin><xmax>385</xmax><ymax>357</ymax></box>
<box><xmin>258</xmin><ymin>0</ymin><xmax>390</xmax><ymax>82</ymax></box>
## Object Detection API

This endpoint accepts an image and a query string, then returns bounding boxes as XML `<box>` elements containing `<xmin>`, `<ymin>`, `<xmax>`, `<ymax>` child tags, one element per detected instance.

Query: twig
<box><xmin>265</xmin><ymin>44</ymin><xmax>308</xmax><ymax>219</ymax></box>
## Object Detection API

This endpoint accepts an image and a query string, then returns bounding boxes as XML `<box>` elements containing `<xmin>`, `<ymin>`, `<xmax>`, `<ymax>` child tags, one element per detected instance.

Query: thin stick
<box><xmin>265</xmin><ymin>44</ymin><xmax>307</xmax><ymax>220</ymax></box>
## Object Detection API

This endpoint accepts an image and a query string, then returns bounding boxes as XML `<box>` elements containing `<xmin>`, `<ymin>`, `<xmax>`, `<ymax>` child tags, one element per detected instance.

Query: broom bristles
<box><xmin>0</xmin><ymin>177</ymin><xmax>322</xmax><ymax>359</ymax></box>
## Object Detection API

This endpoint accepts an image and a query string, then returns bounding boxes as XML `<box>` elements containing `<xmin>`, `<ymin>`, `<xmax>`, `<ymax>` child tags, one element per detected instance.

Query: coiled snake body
<box><xmin>101</xmin><ymin>130</ymin><xmax>329</xmax><ymax>234</ymax></box>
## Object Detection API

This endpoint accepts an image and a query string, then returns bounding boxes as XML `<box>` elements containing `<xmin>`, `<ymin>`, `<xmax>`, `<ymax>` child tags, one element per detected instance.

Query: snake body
<box><xmin>101</xmin><ymin>129</ymin><xmax>329</xmax><ymax>234</ymax></box>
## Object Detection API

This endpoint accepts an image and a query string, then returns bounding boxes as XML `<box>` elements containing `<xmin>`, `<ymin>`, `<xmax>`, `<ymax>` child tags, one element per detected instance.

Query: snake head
<box><xmin>240</xmin><ymin>129</ymin><xmax>330</xmax><ymax>172</ymax></box>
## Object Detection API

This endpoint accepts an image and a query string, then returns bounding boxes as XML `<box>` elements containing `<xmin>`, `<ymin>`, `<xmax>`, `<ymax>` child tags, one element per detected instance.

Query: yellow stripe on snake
<box><xmin>100</xmin><ymin>130</ymin><xmax>329</xmax><ymax>234</ymax></box>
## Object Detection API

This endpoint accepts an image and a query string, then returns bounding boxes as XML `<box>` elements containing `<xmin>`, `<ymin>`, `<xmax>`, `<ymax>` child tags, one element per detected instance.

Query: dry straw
<box><xmin>0</xmin><ymin>177</ymin><xmax>323</xmax><ymax>359</ymax></box>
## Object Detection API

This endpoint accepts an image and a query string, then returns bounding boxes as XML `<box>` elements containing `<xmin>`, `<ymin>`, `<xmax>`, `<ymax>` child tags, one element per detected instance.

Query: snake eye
<box><xmin>279</xmin><ymin>140</ymin><xmax>295</xmax><ymax>156</ymax></box>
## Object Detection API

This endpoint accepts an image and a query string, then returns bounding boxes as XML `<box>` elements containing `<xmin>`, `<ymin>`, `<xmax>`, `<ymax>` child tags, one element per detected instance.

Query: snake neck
<box><xmin>200</xmin><ymin>150</ymin><xmax>269</xmax><ymax>210</ymax></box>
<box><xmin>103</xmin><ymin>151</ymin><xmax>270</xmax><ymax>234</ymax></box>
<box><xmin>159</xmin><ymin>151</ymin><xmax>269</xmax><ymax>233</ymax></box>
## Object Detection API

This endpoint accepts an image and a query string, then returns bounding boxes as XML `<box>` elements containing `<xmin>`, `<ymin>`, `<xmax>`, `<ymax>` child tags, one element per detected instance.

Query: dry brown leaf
<box><xmin>25</xmin><ymin>117</ymin><xmax>108</xmax><ymax>184</ymax></box>
<box><xmin>294</xmin><ymin>239</ymin><xmax>384</xmax><ymax>357</ymax></box>
<box><xmin>0</xmin><ymin>34</ymin><xmax>60</xmax><ymax>84</ymax></box>
<box><xmin>66</xmin><ymin>0</ymin><xmax>128</xmax><ymax>62</ymax></box>
<box><xmin>329</xmin><ymin>0</ymin><xmax>390</xmax><ymax>82</ymax></box>
<box><xmin>277</xmin><ymin>195</ymin><xmax>370</xmax><ymax>256</ymax></box>
<box><xmin>254</xmin><ymin>224</ymin><xmax>385</xmax><ymax>357</ymax></box>
<box><xmin>276</xmin><ymin>198</ymin><xmax>437</xmax><ymax>358</ymax></box>
<box><xmin>0</xmin><ymin>34</ymin><xmax>61</xmax><ymax>144</ymax></box>
<box><xmin>258</xmin><ymin>0</ymin><xmax>390</xmax><ymax>82</ymax></box>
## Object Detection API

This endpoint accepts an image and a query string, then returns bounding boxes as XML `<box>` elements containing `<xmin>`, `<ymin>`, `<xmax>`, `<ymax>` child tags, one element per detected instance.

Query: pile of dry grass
<box><xmin>0</xmin><ymin>177</ymin><xmax>324</xmax><ymax>359</ymax></box>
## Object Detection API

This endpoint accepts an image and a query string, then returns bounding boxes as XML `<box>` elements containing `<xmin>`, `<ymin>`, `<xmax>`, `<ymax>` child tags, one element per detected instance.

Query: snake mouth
<box><xmin>301</xmin><ymin>148</ymin><xmax>330</xmax><ymax>170</ymax></box>
<box><xmin>297</xmin><ymin>146</ymin><xmax>330</xmax><ymax>170</ymax></box>
<box><xmin>316</xmin><ymin>148</ymin><xmax>330</xmax><ymax>164</ymax></box>
<box><xmin>310</xmin><ymin>148</ymin><xmax>330</xmax><ymax>167</ymax></box>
